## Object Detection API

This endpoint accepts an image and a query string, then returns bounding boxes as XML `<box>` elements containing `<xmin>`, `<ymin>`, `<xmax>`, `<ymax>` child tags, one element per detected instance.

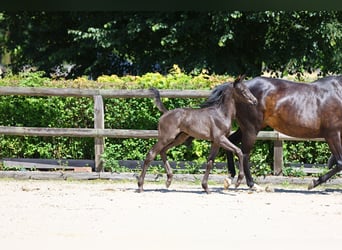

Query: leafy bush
<box><xmin>282</xmin><ymin>166</ymin><xmax>306</xmax><ymax>177</ymax></box>
<box><xmin>0</xmin><ymin>69</ymin><xmax>332</xmax><ymax>176</ymax></box>
<box><xmin>283</xmin><ymin>141</ymin><xmax>330</xmax><ymax>165</ymax></box>
<box><xmin>0</xmin><ymin>69</ymin><xmax>224</xmax><ymax>165</ymax></box>
<box><xmin>250</xmin><ymin>141</ymin><xmax>273</xmax><ymax>177</ymax></box>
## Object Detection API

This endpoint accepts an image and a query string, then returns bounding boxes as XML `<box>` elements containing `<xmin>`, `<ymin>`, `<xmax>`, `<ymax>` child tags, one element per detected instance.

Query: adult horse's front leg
<box><xmin>309</xmin><ymin>135</ymin><xmax>342</xmax><ymax>189</ymax></box>
<box><xmin>242</xmin><ymin>153</ymin><xmax>263</xmax><ymax>192</ymax></box>
<box><xmin>240</xmin><ymin>131</ymin><xmax>258</xmax><ymax>189</ymax></box>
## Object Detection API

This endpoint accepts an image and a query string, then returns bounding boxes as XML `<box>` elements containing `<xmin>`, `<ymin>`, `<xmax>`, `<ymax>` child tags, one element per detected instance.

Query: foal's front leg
<box><xmin>202</xmin><ymin>144</ymin><xmax>220</xmax><ymax>194</ymax></box>
<box><xmin>219</xmin><ymin>136</ymin><xmax>244</xmax><ymax>187</ymax></box>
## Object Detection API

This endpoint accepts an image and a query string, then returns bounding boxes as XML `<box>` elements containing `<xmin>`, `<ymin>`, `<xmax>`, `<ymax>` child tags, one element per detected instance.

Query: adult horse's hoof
<box><xmin>223</xmin><ymin>177</ymin><xmax>232</xmax><ymax>190</ymax></box>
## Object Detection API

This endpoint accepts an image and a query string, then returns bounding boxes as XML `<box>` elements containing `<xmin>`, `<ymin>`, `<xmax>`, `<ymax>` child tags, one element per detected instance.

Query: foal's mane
<box><xmin>201</xmin><ymin>83</ymin><xmax>232</xmax><ymax>108</ymax></box>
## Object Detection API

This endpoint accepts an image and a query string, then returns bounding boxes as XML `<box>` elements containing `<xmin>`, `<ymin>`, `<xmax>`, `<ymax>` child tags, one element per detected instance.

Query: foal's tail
<box><xmin>150</xmin><ymin>88</ymin><xmax>168</xmax><ymax>113</ymax></box>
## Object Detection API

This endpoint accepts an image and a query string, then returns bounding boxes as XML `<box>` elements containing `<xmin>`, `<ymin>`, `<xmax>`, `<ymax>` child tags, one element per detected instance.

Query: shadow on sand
<box><xmin>273</xmin><ymin>187</ymin><xmax>342</xmax><ymax>195</ymax></box>
<box><xmin>126</xmin><ymin>185</ymin><xmax>342</xmax><ymax>196</ymax></box>
<box><xmin>133</xmin><ymin>187</ymin><xmax>238</xmax><ymax>196</ymax></box>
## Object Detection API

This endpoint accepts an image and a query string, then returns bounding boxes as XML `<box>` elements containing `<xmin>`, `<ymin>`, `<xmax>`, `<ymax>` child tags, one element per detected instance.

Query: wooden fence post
<box><xmin>94</xmin><ymin>95</ymin><xmax>105</xmax><ymax>172</ymax></box>
<box><xmin>273</xmin><ymin>139</ymin><xmax>283</xmax><ymax>175</ymax></box>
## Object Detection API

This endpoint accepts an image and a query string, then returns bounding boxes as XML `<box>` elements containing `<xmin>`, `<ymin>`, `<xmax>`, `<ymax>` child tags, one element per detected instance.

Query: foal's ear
<box><xmin>233</xmin><ymin>74</ymin><xmax>246</xmax><ymax>87</ymax></box>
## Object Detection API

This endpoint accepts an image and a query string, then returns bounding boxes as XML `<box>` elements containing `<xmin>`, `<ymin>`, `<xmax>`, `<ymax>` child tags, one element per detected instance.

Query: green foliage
<box><xmin>1</xmin><ymin>12</ymin><xmax>341</xmax><ymax>77</ymax></box>
<box><xmin>283</xmin><ymin>141</ymin><xmax>330</xmax><ymax>165</ymax></box>
<box><xmin>18</xmin><ymin>71</ymin><xmax>50</xmax><ymax>87</ymax></box>
<box><xmin>282</xmin><ymin>166</ymin><xmax>306</xmax><ymax>177</ymax></box>
<box><xmin>250</xmin><ymin>141</ymin><xmax>273</xmax><ymax>177</ymax></box>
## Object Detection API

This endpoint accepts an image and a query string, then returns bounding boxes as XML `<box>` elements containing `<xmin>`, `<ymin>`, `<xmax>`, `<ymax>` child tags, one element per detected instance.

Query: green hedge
<box><xmin>0</xmin><ymin>68</ymin><xmax>331</xmax><ymax>176</ymax></box>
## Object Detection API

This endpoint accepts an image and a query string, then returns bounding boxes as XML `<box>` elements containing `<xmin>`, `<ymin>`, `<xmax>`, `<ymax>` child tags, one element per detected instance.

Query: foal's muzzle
<box><xmin>250</xmin><ymin>98</ymin><xmax>258</xmax><ymax>105</ymax></box>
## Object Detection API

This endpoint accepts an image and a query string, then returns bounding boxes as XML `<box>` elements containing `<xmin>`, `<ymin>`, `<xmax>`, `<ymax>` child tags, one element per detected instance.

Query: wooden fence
<box><xmin>0</xmin><ymin>86</ymin><xmax>325</xmax><ymax>174</ymax></box>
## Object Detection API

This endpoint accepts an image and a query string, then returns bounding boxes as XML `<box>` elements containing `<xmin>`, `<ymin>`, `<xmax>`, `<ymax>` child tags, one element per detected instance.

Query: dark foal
<box><xmin>203</xmin><ymin>75</ymin><xmax>342</xmax><ymax>190</ymax></box>
<box><xmin>137</xmin><ymin>75</ymin><xmax>258</xmax><ymax>193</ymax></box>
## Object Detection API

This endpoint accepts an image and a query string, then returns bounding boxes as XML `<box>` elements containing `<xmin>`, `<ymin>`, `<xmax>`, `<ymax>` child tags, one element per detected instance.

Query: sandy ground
<box><xmin>0</xmin><ymin>178</ymin><xmax>341</xmax><ymax>250</ymax></box>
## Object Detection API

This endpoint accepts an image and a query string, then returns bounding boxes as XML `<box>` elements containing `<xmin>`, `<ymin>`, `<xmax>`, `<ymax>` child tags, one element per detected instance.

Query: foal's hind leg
<box><xmin>160</xmin><ymin>133</ymin><xmax>189</xmax><ymax>188</ymax></box>
<box><xmin>309</xmin><ymin>135</ymin><xmax>342</xmax><ymax>190</ymax></box>
<box><xmin>138</xmin><ymin>141</ymin><xmax>167</xmax><ymax>192</ymax></box>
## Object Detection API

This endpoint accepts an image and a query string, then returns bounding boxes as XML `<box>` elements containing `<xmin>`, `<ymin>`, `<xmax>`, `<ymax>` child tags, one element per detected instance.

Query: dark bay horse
<box><xmin>137</xmin><ymin>75</ymin><xmax>258</xmax><ymax>193</ymax></box>
<box><xmin>202</xmin><ymin>75</ymin><xmax>342</xmax><ymax>190</ymax></box>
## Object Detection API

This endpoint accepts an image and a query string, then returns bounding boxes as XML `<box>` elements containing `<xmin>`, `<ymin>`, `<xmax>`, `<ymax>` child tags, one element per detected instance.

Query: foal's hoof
<box><xmin>235</xmin><ymin>174</ymin><xmax>244</xmax><ymax>188</ymax></box>
<box><xmin>235</xmin><ymin>180</ymin><xmax>242</xmax><ymax>188</ymax></box>
<box><xmin>137</xmin><ymin>182</ymin><xmax>144</xmax><ymax>193</ymax></box>
<box><xmin>250</xmin><ymin>184</ymin><xmax>263</xmax><ymax>192</ymax></box>
<box><xmin>308</xmin><ymin>180</ymin><xmax>317</xmax><ymax>190</ymax></box>
<box><xmin>223</xmin><ymin>177</ymin><xmax>232</xmax><ymax>190</ymax></box>
<box><xmin>165</xmin><ymin>180</ymin><xmax>172</xmax><ymax>188</ymax></box>
<box><xmin>165</xmin><ymin>174</ymin><xmax>173</xmax><ymax>188</ymax></box>
<box><xmin>202</xmin><ymin>184</ymin><xmax>211</xmax><ymax>194</ymax></box>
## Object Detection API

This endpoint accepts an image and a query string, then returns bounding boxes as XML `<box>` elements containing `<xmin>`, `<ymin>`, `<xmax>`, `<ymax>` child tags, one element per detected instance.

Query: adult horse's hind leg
<box><xmin>327</xmin><ymin>154</ymin><xmax>336</xmax><ymax>168</ymax></box>
<box><xmin>309</xmin><ymin>135</ymin><xmax>342</xmax><ymax>189</ymax></box>
<box><xmin>309</xmin><ymin>163</ymin><xmax>342</xmax><ymax>189</ymax></box>
<box><xmin>327</xmin><ymin>134</ymin><xmax>342</xmax><ymax>169</ymax></box>
<box><xmin>160</xmin><ymin>133</ymin><xmax>189</xmax><ymax>188</ymax></box>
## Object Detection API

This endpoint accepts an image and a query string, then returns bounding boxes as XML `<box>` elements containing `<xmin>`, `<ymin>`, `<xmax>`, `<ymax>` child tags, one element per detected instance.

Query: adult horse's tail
<box><xmin>150</xmin><ymin>88</ymin><xmax>168</xmax><ymax>113</ymax></box>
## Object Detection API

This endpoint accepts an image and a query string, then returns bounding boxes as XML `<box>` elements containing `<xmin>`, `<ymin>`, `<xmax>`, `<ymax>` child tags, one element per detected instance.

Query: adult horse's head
<box><xmin>232</xmin><ymin>74</ymin><xmax>258</xmax><ymax>106</ymax></box>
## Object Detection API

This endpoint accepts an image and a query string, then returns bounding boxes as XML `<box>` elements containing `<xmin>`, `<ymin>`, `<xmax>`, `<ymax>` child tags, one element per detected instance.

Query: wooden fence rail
<box><xmin>0</xmin><ymin>86</ymin><xmax>325</xmax><ymax>174</ymax></box>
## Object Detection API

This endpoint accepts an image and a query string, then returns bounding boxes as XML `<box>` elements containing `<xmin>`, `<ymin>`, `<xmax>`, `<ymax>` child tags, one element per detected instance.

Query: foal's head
<box><xmin>231</xmin><ymin>75</ymin><xmax>257</xmax><ymax>105</ymax></box>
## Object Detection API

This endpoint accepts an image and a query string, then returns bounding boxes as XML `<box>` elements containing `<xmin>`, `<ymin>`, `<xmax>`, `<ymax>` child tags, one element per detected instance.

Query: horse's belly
<box><xmin>274</xmin><ymin>126</ymin><xmax>320</xmax><ymax>138</ymax></box>
<box><xmin>266</xmin><ymin>116</ymin><xmax>321</xmax><ymax>138</ymax></box>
